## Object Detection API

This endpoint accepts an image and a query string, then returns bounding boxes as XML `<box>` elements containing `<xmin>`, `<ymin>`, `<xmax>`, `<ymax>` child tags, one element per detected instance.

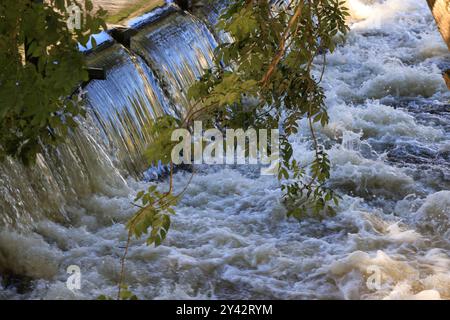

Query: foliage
<box><xmin>98</xmin><ymin>285</ymin><xmax>138</xmax><ymax>300</ymax></box>
<box><xmin>0</xmin><ymin>0</ymin><xmax>106</xmax><ymax>164</ymax></box>
<box><xmin>127</xmin><ymin>0</ymin><xmax>350</xmax><ymax>247</ymax></box>
<box><xmin>144</xmin><ymin>115</ymin><xmax>180</xmax><ymax>166</ymax></box>
<box><xmin>128</xmin><ymin>184</ymin><xmax>177</xmax><ymax>246</ymax></box>
<box><xmin>119</xmin><ymin>0</ymin><xmax>349</xmax><ymax>298</ymax></box>
<box><xmin>118</xmin><ymin>168</ymin><xmax>180</xmax><ymax>300</ymax></box>
<box><xmin>187</xmin><ymin>0</ymin><xmax>348</xmax><ymax>216</ymax></box>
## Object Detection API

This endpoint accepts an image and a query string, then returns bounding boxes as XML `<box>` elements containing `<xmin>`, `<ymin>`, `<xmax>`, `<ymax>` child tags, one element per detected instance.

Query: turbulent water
<box><xmin>0</xmin><ymin>0</ymin><xmax>449</xmax><ymax>299</ymax></box>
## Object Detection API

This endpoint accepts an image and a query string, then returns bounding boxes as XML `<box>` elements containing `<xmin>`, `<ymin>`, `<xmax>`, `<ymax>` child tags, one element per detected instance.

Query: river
<box><xmin>0</xmin><ymin>0</ymin><xmax>449</xmax><ymax>299</ymax></box>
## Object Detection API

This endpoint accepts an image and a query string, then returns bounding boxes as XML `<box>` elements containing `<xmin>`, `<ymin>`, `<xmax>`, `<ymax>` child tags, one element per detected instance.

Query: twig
<box><xmin>117</xmin><ymin>231</ymin><xmax>132</xmax><ymax>300</ymax></box>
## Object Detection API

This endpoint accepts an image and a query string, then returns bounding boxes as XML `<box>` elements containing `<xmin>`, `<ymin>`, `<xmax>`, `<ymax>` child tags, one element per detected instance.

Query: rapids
<box><xmin>0</xmin><ymin>0</ymin><xmax>449</xmax><ymax>299</ymax></box>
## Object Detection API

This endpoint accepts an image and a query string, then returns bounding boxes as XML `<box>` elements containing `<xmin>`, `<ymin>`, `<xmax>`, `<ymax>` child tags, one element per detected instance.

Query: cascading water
<box><xmin>0</xmin><ymin>0</ymin><xmax>449</xmax><ymax>300</ymax></box>
<box><xmin>0</xmin><ymin>2</ymin><xmax>219</xmax><ymax>296</ymax></box>
<box><xmin>85</xmin><ymin>43</ymin><xmax>171</xmax><ymax>175</ymax></box>
<box><xmin>0</xmin><ymin>112</ymin><xmax>130</xmax><ymax>230</ymax></box>
<box><xmin>0</xmin><ymin>39</ymin><xmax>169</xmax><ymax>229</ymax></box>
<box><xmin>131</xmin><ymin>9</ymin><xmax>217</xmax><ymax>114</ymax></box>
<box><xmin>191</xmin><ymin>0</ymin><xmax>233</xmax><ymax>43</ymax></box>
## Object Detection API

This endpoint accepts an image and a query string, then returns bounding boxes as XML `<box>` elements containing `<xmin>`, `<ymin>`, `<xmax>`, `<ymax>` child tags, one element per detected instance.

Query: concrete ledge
<box><xmin>92</xmin><ymin>0</ymin><xmax>166</xmax><ymax>25</ymax></box>
<box><xmin>86</xmin><ymin>67</ymin><xmax>106</xmax><ymax>80</ymax></box>
<box><xmin>109</xmin><ymin>27</ymin><xmax>138</xmax><ymax>47</ymax></box>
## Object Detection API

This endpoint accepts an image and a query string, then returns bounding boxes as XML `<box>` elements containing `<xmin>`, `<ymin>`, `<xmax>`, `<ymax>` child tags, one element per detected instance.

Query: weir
<box><xmin>85</xmin><ymin>43</ymin><xmax>170</xmax><ymax>175</ymax></box>
<box><xmin>1</xmin><ymin>0</ymin><xmax>447</xmax><ymax>228</ymax></box>
<box><xmin>130</xmin><ymin>10</ymin><xmax>217</xmax><ymax>114</ymax></box>
<box><xmin>0</xmin><ymin>1</ymin><xmax>220</xmax><ymax>228</ymax></box>
<box><xmin>1</xmin><ymin>0</ymin><xmax>450</xmax><ymax>300</ymax></box>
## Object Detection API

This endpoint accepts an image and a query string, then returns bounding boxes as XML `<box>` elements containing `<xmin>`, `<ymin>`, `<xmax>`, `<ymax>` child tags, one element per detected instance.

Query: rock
<box><xmin>444</xmin><ymin>69</ymin><xmax>450</xmax><ymax>90</ymax></box>
<box><xmin>427</xmin><ymin>0</ymin><xmax>450</xmax><ymax>51</ymax></box>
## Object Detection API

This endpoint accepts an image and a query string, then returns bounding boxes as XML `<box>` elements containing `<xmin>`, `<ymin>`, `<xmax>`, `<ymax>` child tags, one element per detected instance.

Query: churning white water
<box><xmin>0</xmin><ymin>0</ymin><xmax>449</xmax><ymax>299</ymax></box>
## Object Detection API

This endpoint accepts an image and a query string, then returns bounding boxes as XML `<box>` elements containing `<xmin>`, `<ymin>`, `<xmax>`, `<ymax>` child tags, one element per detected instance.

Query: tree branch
<box><xmin>261</xmin><ymin>1</ymin><xmax>304</xmax><ymax>86</ymax></box>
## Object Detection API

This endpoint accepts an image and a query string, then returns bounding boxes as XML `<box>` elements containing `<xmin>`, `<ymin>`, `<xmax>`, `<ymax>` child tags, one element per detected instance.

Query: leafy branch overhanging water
<box><xmin>118</xmin><ymin>0</ymin><xmax>350</xmax><ymax>299</ymax></box>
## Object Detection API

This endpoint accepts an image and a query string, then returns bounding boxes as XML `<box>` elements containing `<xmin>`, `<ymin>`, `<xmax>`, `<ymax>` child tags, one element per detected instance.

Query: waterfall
<box><xmin>85</xmin><ymin>43</ymin><xmax>171</xmax><ymax>175</ymax></box>
<box><xmin>131</xmin><ymin>10</ymin><xmax>217</xmax><ymax>114</ymax></box>
<box><xmin>0</xmin><ymin>115</ymin><xmax>129</xmax><ymax>228</ymax></box>
<box><xmin>0</xmin><ymin>4</ymin><xmax>218</xmax><ymax>229</ymax></box>
<box><xmin>2</xmin><ymin>0</ymin><xmax>449</xmax><ymax>301</ymax></box>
